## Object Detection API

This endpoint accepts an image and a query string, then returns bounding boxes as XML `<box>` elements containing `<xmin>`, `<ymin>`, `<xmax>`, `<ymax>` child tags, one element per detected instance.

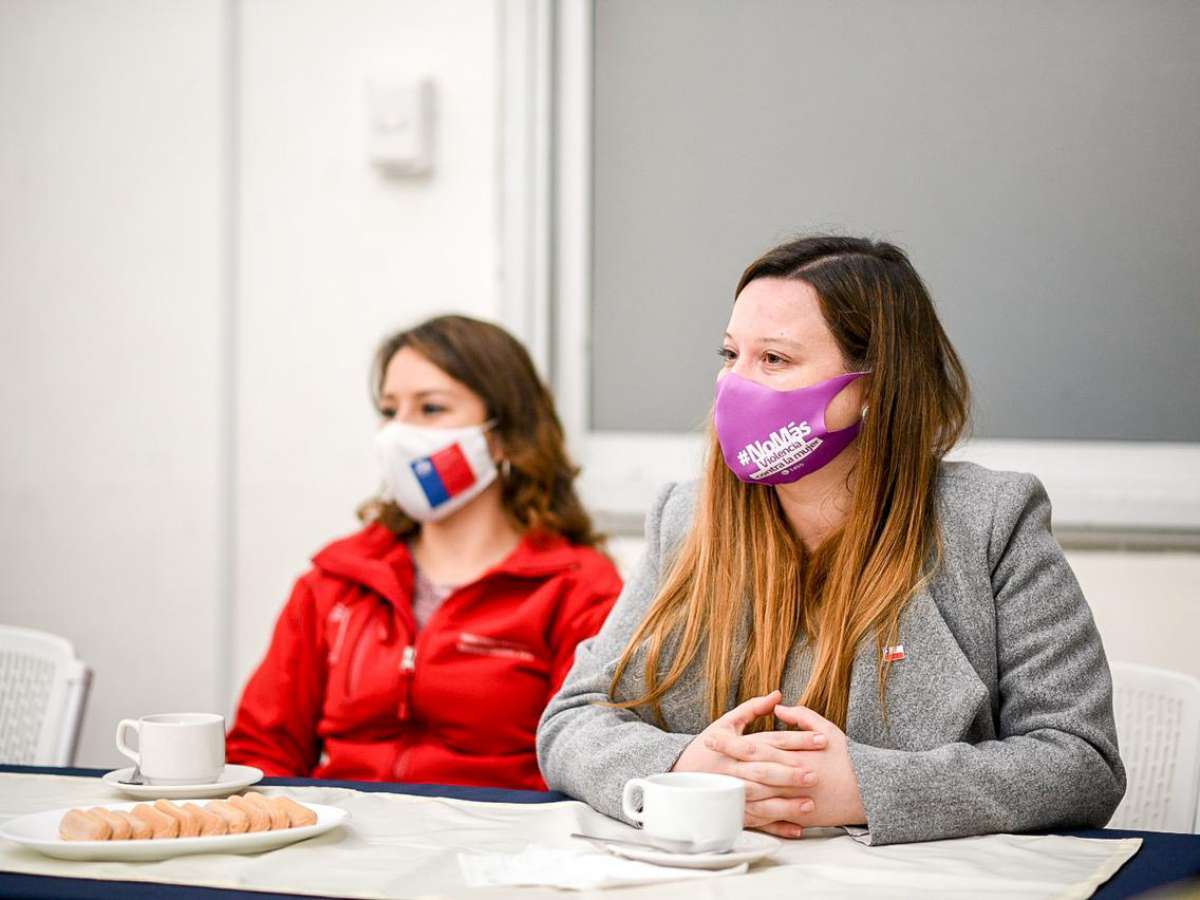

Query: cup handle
<box><xmin>621</xmin><ymin>778</ymin><xmax>647</xmax><ymax>825</ymax></box>
<box><xmin>115</xmin><ymin>719</ymin><xmax>141</xmax><ymax>768</ymax></box>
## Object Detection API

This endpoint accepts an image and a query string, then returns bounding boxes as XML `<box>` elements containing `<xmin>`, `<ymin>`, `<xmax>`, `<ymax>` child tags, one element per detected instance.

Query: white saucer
<box><xmin>597</xmin><ymin>831</ymin><xmax>781</xmax><ymax>870</ymax></box>
<box><xmin>101</xmin><ymin>764</ymin><xmax>263</xmax><ymax>799</ymax></box>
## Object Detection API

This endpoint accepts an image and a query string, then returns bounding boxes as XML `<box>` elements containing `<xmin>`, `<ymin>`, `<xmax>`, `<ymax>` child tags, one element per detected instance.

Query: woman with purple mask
<box><xmin>537</xmin><ymin>235</ymin><xmax>1125</xmax><ymax>845</ymax></box>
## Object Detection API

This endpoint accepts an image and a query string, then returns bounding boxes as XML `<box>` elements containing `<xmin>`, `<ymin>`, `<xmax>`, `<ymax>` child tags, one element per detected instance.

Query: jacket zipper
<box><xmin>400</xmin><ymin>572</ymin><xmax>479</xmax><ymax>722</ymax></box>
<box><xmin>397</xmin><ymin>645</ymin><xmax>417</xmax><ymax>720</ymax></box>
<box><xmin>395</xmin><ymin>565</ymin><xmax>520</xmax><ymax>721</ymax></box>
<box><xmin>327</xmin><ymin>603</ymin><xmax>351</xmax><ymax>665</ymax></box>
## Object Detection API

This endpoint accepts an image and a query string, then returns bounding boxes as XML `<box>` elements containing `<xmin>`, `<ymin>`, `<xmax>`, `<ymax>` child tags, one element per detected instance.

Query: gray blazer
<box><xmin>537</xmin><ymin>461</ymin><xmax>1125</xmax><ymax>846</ymax></box>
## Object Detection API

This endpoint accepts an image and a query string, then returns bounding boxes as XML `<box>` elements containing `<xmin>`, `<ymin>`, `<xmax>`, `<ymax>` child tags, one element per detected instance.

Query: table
<box><xmin>1</xmin><ymin>765</ymin><xmax>1197</xmax><ymax>899</ymax></box>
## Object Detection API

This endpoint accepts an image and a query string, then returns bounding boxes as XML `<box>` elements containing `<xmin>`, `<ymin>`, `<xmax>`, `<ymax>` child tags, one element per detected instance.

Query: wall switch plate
<box><xmin>366</xmin><ymin>74</ymin><xmax>435</xmax><ymax>176</ymax></box>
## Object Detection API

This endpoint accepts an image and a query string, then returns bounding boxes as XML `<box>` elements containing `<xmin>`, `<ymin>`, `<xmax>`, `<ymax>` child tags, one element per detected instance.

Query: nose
<box><xmin>726</xmin><ymin>354</ymin><xmax>767</xmax><ymax>386</ymax></box>
<box><xmin>391</xmin><ymin>401</ymin><xmax>425</xmax><ymax>425</ymax></box>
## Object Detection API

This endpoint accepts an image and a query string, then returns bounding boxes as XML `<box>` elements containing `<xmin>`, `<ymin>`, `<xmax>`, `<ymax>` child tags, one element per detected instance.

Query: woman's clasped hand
<box><xmin>673</xmin><ymin>690</ymin><xmax>867</xmax><ymax>838</ymax></box>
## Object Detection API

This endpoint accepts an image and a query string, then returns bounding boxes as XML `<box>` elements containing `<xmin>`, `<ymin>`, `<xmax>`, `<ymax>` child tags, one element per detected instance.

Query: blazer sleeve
<box><xmin>225</xmin><ymin>575</ymin><xmax>328</xmax><ymax>776</ymax></box>
<box><xmin>537</xmin><ymin>482</ymin><xmax>696</xmax><ymax>819</ymax></box>
<box><xmin>846</xmin><ymin>473</ymin><xmax>1127</xmax><ymax>845</ymax></box>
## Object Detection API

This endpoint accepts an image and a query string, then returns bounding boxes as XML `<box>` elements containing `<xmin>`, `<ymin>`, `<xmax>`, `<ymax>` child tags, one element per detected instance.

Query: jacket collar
<box><xmin>311</xmin><ymin>524</ymin><xmax>581</xmax><ymax>609</ymax></box>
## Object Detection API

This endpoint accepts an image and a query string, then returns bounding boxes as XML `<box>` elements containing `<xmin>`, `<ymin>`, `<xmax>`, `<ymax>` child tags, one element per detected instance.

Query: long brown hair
<box><xmin>359</xmin><ymin>314</ymin><xmax>603</xmax><ymax>547</ymax></box>
<box><xmin>609</xmin><ymin>236</ymin><xmax>970</xmax><ymax>730</ymax></box>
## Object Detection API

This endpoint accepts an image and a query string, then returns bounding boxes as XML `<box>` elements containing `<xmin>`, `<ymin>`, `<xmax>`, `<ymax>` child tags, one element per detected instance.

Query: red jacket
<box><xmin>226</xmin><ymin>524</ymin><xmax>621</xmax><ymax>790</ymax></box>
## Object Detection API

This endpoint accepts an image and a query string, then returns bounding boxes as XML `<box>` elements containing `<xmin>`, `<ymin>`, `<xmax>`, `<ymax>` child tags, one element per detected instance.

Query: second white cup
<box><xmin>621</xmin><ymin>772</ymin><xmax>745</xmax><ymax>853</ymax></box>
<box><xmin>115</xmin><ymin>713</ymin><xmax>226</xmax><ymax>785</ymax></box>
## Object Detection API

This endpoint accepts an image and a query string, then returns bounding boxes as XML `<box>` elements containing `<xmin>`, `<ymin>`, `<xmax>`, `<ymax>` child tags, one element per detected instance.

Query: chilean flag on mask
<box><xmin>410</xmin><ymin>443</ymin><xmax>478</xmax><ymax>508</ymax></box>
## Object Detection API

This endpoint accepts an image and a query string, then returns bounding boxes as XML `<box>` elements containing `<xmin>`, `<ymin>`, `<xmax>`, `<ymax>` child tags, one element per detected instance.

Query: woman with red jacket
<box><xmin>227</xmin><ymin>315</ymin><xmax>621</xmax><ymax>790</ymax></box>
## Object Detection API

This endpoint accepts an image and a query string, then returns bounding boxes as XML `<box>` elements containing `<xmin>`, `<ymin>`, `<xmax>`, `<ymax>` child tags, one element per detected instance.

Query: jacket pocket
<box><xmin>456</xmin><ymin>631</ymin><xmax>540</xmax><ymax>662</ymax></box>
<box><xmin>342</xmin><ymin>601</ymin><xmax>396</xmax><ymax>699</ymax></box>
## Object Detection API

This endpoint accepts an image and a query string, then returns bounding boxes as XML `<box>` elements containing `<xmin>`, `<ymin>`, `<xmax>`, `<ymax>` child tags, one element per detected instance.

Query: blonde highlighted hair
<box><xmin>609</xmin><ymin>236</ymin><xmax>970</xmax><ymax>731</ymax></box>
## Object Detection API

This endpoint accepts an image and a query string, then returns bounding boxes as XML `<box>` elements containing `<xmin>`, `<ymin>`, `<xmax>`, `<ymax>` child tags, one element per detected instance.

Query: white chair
<box><xmin>0</xmin><ymin>625</ymin><xmax>92</xmax><ymax>766</ymax></box>
<box><xmin>1109</xmin><ymin>661</ymin><xmax>1200</xmax><ymax>834</ymax></box>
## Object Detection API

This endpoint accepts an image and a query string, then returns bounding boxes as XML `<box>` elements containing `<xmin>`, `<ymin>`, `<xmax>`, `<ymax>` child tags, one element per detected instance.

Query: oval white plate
<box><xmin>599</xmin><ymin>830</ymin><xmax>781</xmax><ymax>869</ymax></box>
<box><xmin>0</xmin><ymin>800</ymin><xmax>347</xmax><ymax>861</ymax></box>
<box><xmin>101</xmin><ymin>764</ymin><xmax>263</xmax><ymax>799</ymax></box>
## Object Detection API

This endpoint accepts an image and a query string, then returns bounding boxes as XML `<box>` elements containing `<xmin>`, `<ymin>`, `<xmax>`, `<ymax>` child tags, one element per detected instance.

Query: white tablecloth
<box><xmin>0</xmin><ymin>773</ymin><xmax>1140</xmax><ymax>899</ymax></box>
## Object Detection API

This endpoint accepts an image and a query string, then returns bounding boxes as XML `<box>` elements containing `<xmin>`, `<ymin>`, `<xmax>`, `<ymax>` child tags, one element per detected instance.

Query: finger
<box><xmin>758</xmin><ymin>730</ymin><xmax>827</xmax><ymax>751</ymax></box>
<box><xmin>704</xmin><ymin>732</ymin><xmax>824</xmax><ymax>763</ymax></box>
<box><xmin>754</xmin><ymin>820</ymin><xmax>806</xmax><ymax>840</ymax></box>
<box><xmin>746</xmin><ymin>797</ymin><xmax>815</xmax><ymax>826</ymax></box>
<box><xmin>773</xmin><ymin>704</ymin><xmax>831</xmax><ymax>733</ymax></box>
<box><xmin>728</xmin><ymin>760</ymin><xmax>816</xmax><ymax>789</ymax></box>
<box><xmin>742</xmin><ymin>780</ymin><xmax>814</xmax><ymax>802</ymax></box>
<box><xmin>704</xmin><ymin>733</ymin><xmax>773</xmax><ymax>761</ymax></box>
<box><xmin>720</xmin><ymin>691</ymin><xmax>783</xmax><ymax>732</ymax></box>
<box><xmin>742</xmin><ymin>804</ymin><xmax>778</xmax><ymax>829</ymax></box>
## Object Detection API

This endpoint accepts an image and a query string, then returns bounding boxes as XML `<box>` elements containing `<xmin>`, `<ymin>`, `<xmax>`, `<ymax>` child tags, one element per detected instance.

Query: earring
<box><xmin>861</xmin><ymin>404</ymin><xmax>869</xmax><ymax>421</ymax></box>
<box><xmin>500</xmin><ymin>459</ymin><xmax>512</xmax><ymax>479</ymax></box>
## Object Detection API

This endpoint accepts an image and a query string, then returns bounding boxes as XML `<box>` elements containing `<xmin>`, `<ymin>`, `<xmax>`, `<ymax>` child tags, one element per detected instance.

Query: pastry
<box><xmin>59</xmin><ymin>808</ymin><xmax>111</xmax><ymax>841</ymax></box>
<box><xmin>131</xmin><ymin>803</ymin><xmax>180</xmax><ymax>839</ymax></box>
<box><xmin>267</xmin><ymin>795</ymin><xmax>318</xmax><ymax>828</ymax></box>
<box><xmin>227</xmin><ymin>794</ymin><xmax>270</xmax><ymax>832</ymax></box>
<box><xmin>205</xmin><ymin>798</ymin><xmax>250</xmax><ymax>834</ymax></box>
<box><xmin>243</xmin><ymin>792</ymin><xmax>289</xmax><ymax>830</ymax></box>
<box><xmin>117</xmin><ymin>809</ymin><xmax>153</xmax><ymax>840</ymax></box>
<box><xmin>88</xmin><ymin>807</ymin><xmax>131</xmax><ymax>840</ymax></box>
<box><xmin>154</xmin><ymin>799</ymin><xmax>200</xmax><ymax>837</ymax></box>
<box><xmin>182</xmin><ymin>802</ymin><xmax>228</xmax><ymax>836</ymax></box>
<box><xmin>57</xmin><ymin>793</ymin><xmax>317</xmax><ymax>842</ymax></box>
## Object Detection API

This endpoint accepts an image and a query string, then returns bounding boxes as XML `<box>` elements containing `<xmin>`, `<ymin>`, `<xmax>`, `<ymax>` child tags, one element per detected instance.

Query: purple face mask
<box><xmin>713</xmin><ymin>371</ymin><xmax>869</xmax><ymax>485</ymax></box>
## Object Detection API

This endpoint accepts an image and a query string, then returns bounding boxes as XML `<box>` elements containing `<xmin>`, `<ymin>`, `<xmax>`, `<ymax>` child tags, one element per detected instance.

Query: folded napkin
<box><xmin>458</xmin><ymin>844</ymin><xmax>749</xmax><ymax>891</ymax></box>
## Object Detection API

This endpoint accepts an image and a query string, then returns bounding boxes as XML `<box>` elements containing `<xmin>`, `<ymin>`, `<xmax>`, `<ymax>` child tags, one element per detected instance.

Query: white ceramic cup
<box><xmin>115</xmin><ymin>713</ymin><xmax>226</xmax><ymax>785</ymax></box>
<box><xmin>621</xmin><ymin>772</ymin><xmax>745</xmax><ymax>853</ymax></box>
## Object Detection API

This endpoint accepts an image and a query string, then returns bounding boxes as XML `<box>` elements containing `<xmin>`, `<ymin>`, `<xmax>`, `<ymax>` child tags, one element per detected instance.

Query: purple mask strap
<box><xmin>816</xmin><ymin>371</ymin><xmax>870</xmax><ymax>432</ymax></box>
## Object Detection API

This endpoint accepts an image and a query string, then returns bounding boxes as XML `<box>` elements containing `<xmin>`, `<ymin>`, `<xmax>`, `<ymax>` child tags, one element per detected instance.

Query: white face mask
<box><xmin>375</xmin><ymin>420</ymin><xmax>499</xmax><ymax>523</ymax></box>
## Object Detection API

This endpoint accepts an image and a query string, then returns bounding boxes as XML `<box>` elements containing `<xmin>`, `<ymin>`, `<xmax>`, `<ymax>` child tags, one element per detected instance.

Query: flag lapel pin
<box><xmin>882</xmin><ymin>644</ymin><xmax>906</xmax><ymax>662</ymax></box>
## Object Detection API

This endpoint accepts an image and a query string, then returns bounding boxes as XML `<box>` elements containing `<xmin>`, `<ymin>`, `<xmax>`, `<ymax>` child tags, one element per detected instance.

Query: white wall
<box><xmin>0</xmin><ymin>0</ymin><xmax>504</xmax><ymax>767</ymax></box>
<box><xmin>232</xmin><ymin>0</ymin><xmax>502</xmax><ymax>708</ymax></box>
<box><xmin>1072</xmin><ymin>553</ymin><xmax>1200</xmax><ymax>679</ymax></box>
<box><xmin>0</xmin><ymin>1</ymin><xmax>226</xmax><ymax>768</ymax></box>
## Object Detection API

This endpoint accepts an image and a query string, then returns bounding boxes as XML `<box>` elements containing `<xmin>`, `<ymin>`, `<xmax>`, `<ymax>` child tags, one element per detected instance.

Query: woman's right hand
<box><xmin>671</xmin><ymin>691</ymin><xmax>827</xmax><ymax>837</ymax></box>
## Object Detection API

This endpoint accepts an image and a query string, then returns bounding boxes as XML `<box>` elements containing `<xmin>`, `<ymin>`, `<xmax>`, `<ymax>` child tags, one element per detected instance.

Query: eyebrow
<box><xmin>379</xmin><ymin>388</ymin><xmax>455</xmax><ymax>402</ymax></box>
<box><xmin>724</xmin><ymin>332</ymin><xmax>804</xmax><ymax>351</ymax></box>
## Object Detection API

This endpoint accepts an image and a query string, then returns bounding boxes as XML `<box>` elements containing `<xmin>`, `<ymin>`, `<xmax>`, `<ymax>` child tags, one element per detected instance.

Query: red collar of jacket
<box><xmin>310</xmin><ymin>523</ymin><xmax>583</xmax><ymax>609</ymax></box>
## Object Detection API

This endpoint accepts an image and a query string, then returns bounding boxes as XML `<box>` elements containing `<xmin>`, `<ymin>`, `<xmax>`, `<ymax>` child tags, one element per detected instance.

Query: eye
<box><xmin>717</xmin><ymin>347</ymin><xmax>737</xmax><ymax>364</ymax></box>
<box><xmin>763</xmin><ymin>351</ymin><xmax>788</xmax><ymax>366</ymax></box>
<box><xmin>378</xmin><ymin>407</ymin><xmax>396</xmax><ymax>419</ymax></box>
<box><xmin>421</xmin><ymin>402</ymin><xmax>447</xmax><ymax>416</ymax></box>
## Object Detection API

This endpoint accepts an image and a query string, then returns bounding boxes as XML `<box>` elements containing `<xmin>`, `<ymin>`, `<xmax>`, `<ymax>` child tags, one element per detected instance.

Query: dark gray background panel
<box><xmin>590</xmin><ymin>0</ymin><xmax>1200</xmax><ymax>439</ymax></box>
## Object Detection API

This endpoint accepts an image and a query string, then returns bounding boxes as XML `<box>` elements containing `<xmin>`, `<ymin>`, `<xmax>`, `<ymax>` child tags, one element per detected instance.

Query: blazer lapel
<box><xmin>846</xmin><ymin>587</ymin><xmax>990</xmax><ymax>750</ymax></box>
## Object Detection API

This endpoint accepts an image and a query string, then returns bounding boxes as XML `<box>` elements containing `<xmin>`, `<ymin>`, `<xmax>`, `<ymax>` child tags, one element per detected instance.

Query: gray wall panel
<box><xmin>591</xmin><ymin>0</ymin><xmax>1200</xmax><ymax>439</ymax></box>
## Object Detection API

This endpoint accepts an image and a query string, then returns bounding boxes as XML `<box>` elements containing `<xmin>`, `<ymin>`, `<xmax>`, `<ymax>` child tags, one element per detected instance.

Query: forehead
<box><xmin>381</xmin><ymin>346</ymin><xmax>469</xmax><ymax>395</ymax></box>
<box><xmin>727</xmin><ymin>277</ymin><xmax>829</xmax><ymax>341</ymax></box>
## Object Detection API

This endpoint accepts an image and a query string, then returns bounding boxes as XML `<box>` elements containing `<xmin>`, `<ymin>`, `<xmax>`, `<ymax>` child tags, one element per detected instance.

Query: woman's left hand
<box><xmin>704</xmin><ymin>702</ymin><xmax>868</xmax><ymax>837</ymax></box>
